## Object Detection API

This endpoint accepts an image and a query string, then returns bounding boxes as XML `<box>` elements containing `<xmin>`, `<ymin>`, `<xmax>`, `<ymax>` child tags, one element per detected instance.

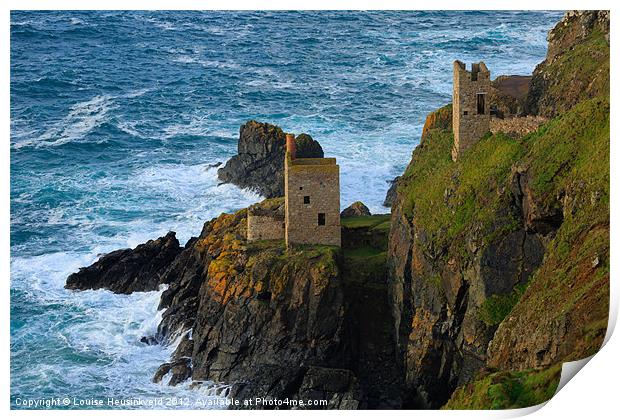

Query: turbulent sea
<box><xmin>10</xmin><ymin>10</ymin><xmax>562</xmax><ymax>409</ymax></box>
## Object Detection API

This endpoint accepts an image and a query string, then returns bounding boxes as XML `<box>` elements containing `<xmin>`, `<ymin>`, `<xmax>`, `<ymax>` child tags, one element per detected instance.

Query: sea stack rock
<box><xmin>217</xmin><ymin>121</ymin><xmax>324</xmax><ymax>198</ymax></box>
<box><xmin>341</xmin><ymin>201</ymin><xmax>371</xmax><ymax>218</ymax></box>
<box><xmin>65</xmin><ymin>232</ymin><xmax>182</xmax><ymax>294</ymax></box>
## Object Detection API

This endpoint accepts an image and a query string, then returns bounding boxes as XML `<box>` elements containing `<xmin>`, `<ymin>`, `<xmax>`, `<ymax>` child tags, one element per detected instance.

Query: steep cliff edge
<box><xmin>526</xmin><ymin>11</ymin><xmax>609</xmax><ymax>117</ymax></box>
<box><xmin>387</xmin><ymin>11</ymin><xmax>609</xmax><ymax>409</ymax></box>
<box><xmin>66</xmin><ymin>201</ymin><xmax>398</xmax><ymax>408</ymax></box>
<box><xmin>217</xmin><ymin>121</ymin><xmax>324</xmax><ymax>198</ymax></box>
<box><xmin>156</xmin><ymin>209</ymin><xmax>399</xmax><ymax>408</ymax></box>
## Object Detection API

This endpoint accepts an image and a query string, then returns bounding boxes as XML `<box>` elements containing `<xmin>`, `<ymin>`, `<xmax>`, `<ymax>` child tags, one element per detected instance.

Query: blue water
<box><xmin>10</xmin><ymin>10</ymin><xmax>562</xmax><ymax>409</ymax></box>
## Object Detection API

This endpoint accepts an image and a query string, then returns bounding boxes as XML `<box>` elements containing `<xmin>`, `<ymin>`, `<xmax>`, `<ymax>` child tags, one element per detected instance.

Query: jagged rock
<box><xmin>525</xmin><ymin>10</ymin><xmax>609</xmax><ymax>117</ymax></box>
<box><xmin>148</xmin><ymin>207</ymin><xmax>365</xmax><ymax>406</ymax></box>
<box><xmin>140</xmin><ymin>336</ymin><xmax>158</xmax><ymax>345</ymax></box>
<box><xmin>383</xmin><ymin>177</ymin><xmax>400</xmax><ymax>208</ymax></box>
<box><xmin>217</xmin><ymin>121</ymin><xmax>324</xmax><ymax>198</ymax></box>
<box><xmin>137</xmin><ymin>203</ymin><xmax>401</xmax><ymax>409</ymax></box>
<box><xmin>341</xmin><ymin>201</ymin><xmax>371</xmax><ymax>218</ymax></box>
<box><xmin>152</xmin><ymin>358</ymin><xmax>192</xmax><ymax>386</ymax></box>
<box><xmin>295</xmin><ymin>367</ymin><xmax>364</xmax><ymax>409</ymax></box>
<box><xmin>205</xmin><ymin>162</ymin><xmax>223</xmax><ymax>170</ymax></box>
<box><xmin>65</xmin><ymin>232</ymin><xmax>182</xmax><ymax>294</ymax></box>
<box><xmin>295</xmin><ymin>133</ymin><xmax>324</xmax><ymax>158</ymax></box>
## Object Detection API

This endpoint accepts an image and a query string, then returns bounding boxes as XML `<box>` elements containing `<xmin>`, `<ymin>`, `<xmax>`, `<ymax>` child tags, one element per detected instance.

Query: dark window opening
<box><xmin>477</xmin><ymin>93</ymin><xmax>486</xmax><ymax>115</ymax></box>
<box><xmin>299</xmin><ymin>186</ymin><xmax>303</xmax><ymax>190</ymax></box>
<box><xmin>318</xmin><ymin>213</ymin><xmax>326</xmax><ymax>226</ymax></box>
<box><xmin>304</xmin><ymin>196</ymin><xmax>310</xmax><ymax>204</ymax></box>
<box><xmin>463</xmin><ymin>110</ymin><xmax>468</xmax><ymax>116</ymax></box>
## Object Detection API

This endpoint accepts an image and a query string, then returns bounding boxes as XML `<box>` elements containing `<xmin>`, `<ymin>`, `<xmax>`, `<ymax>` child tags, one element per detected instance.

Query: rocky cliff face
<box><xmin>526</xmin><ymin>11</ymin><xmax>609</xmax><ymax>117</ymax></box>
<box><xmin>66</xmin><ymin>207</ymin><xmax>398</xmax><ymax>408</ymax></box>
<box><xmin>386</xmin><ymin>11</ymin><xmax>609</xmax><ymax>409</ymax></box>
<box><xmin>217</xmin><ymin>121</ymin><xmax>324</xmax><ymax>198</ymax></box>
<box><xmin>387</xmin><ymin>108</ymin><xmax>548</xmax><ymax>407</ymax></box>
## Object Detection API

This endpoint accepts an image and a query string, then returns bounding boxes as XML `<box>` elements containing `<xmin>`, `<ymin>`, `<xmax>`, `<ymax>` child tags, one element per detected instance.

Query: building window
<box><xmin>318</xmin><ymin>213</ymin><xmax>326</xmax><ymax>226</ymax></box>
<box><xmin>299</xmin><ymin>186</ymin><xmax>303</xmax><ymax>190</ymax></box>
<box><xmin>463</xmin><ymin>110</ymin><xmax>468</xmax><ymax>116</ymax></box>
<box><xmin>477</xmin><ymin>93</ymin><xmax>486</xmax><ymax>115</ymax></box>
<box><xmin>304</xmin><ymin>196</ymin><xmax>310</xmax><ymax>204</ymax></box>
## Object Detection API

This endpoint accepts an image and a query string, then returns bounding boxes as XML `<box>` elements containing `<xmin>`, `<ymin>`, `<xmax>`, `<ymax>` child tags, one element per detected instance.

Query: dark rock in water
<box><xmin>152</xmin><ymin>358</ymin><xmax>192</xmax><ymax>386</ymax></box>
<box><xmin>217</xmin><ymin>121</ymin><xmax>323</xmax><ymax>198</ymax></box>
<box><xmin>205</xmin><ymin>161</ymin><xmax>223</xmax><ymax>170</ymax></box>
<box><xmin>65</xmin><ymin>232</ymin><xmax>182</xmax><ymax>294</ymax></box>
<box><xmin>383</xmin><ymin>176</ymin><xmax>400</xmax><ymax>208</ymax></box>
<box><xmin>140</xmin><ymin>336</ymin><xmax>159</xmax><ymax>345</ymax></box>
<box><xmin>341</xmin><ymin>201</ymin><xmax>371</xmax><ymax>218</ymax></box>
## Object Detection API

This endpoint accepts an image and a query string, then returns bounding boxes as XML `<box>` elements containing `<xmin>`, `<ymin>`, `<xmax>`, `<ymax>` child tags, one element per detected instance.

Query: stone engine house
<box><xmin>452</xmin><ymin>60</ymin><xmax>491</xmax><ymax>161</ymax></box>
<box><xmin>247</xmin><ymin>133</ymin><xmax>341</xmax><ymax>247</ymax></box>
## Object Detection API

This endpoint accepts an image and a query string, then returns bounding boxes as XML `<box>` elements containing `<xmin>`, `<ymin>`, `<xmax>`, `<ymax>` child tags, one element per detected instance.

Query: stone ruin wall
<box><xmin>452</xmin><ymin>61</ymin><xmax>491</xmax><ymax>161</ymax></box>
<box><xmin>247</xmin><ymin>213</ymin><xmax>285</xmax><ymax>242</ymax></box>
<box><xmin>490</xmin><ymin>115</ymin><xmax>548</xmax><ymax>137</ymax></box>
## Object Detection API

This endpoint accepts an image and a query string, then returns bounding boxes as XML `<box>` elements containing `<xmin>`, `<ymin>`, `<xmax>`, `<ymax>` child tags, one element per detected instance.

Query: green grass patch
<box><xmin>478</xmin><ymin>283</ymin><xmax>528</xmax><ymax>327</ymax></box>
<box><xmin>398</xmin><ymin>128</ymin><xmax>524</xmax><ymax>254</ymax></box>
<box><xmin>443</xmin><ymin>364</ymin><xmax>562</xmax><ymax>409</ymax></box>
<box><xmin>340</xmin><ymin>214</ymin><xmax>391</xmax><ymax>229</ymax></box>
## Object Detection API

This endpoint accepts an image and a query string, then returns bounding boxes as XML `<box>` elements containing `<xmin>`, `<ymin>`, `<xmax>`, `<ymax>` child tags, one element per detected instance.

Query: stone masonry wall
<box><xmin>452</xmin><ymin>61</ymin><xmax>491</xmax><ymax>161</ymax></box>
<box><xmin>490</xmin><ymin>115</ymin><xmax>547</xmax><ymax>137</ymax></box>
<box><xmin>247</xmin><ymin>214</ymin><xmax>285</xmax><ymax>241</ymax></box>
<box><xmin>285</xmin><ymin>156</ymin><xmax>341</xmax><ymax>247</ymax></box>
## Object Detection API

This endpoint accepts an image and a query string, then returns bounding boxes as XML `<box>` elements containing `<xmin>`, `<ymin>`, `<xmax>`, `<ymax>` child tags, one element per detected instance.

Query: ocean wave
<box><xmin>11</xmin><ymin>88</ymin><xmax>152</xmax><ymax>150</ymax></box>
<box><xmin>11</xmin><ymin>251</ymin><xmax>226</xmax><ymax>408</ymax></box>
<box><xmin>173</xmin><ymin>55</ymin><xmax>241</xmax><ymax>70</ymax></box>
<box><xmin>11</xmin><ymin>95</ymin><xmax>116</xmax><ymax>149</ymax></box>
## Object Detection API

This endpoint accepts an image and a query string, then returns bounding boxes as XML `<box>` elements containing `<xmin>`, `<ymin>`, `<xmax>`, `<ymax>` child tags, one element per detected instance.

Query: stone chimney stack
<box><xmin>286</xmin><ymin>133</ymin><xmax>296</xmax><ymax>160</ymax></box>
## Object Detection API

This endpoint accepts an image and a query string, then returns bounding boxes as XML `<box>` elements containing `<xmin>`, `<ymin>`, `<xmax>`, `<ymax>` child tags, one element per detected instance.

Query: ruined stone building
<box><xmin>452</xmin><ymin>60</ymin><xmax>491</xmax><ymax>161</ymax></box>
<box><xmin>247</xmin><ymin>133</ymin><xmax>341</xmax><ymax>247</ymax></box>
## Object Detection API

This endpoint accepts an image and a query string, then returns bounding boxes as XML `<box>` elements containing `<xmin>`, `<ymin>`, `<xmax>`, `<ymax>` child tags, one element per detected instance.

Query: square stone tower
<box><xmin>284</xmin><ymin>134</ymin><xmax>341</xmax><ymax>248</ymax></box>
<box><xmin>452</xmin><ymin>60</ymin><xmax>491</xmax><ymax>161</ymax></box>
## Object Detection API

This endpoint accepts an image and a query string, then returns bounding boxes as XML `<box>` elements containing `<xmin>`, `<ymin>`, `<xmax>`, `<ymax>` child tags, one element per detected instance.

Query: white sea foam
<box><xmin>12</xmin><ymin>95</ymin><xmax>116</xmax><ymax>149</ymax></box>
<box><xmin>161</xmin><ymin>114</ymin><xmax>237</xmax><ymax>141</ymax></box>
<box><xmin>173</xmin><ymin>55</ymin><xmax>240</xmax><ymax>70</ymax></box>
<box><xmin>11</xmin><ymin>240</ymin><xmax>226</xmax><ymax>408</ymax></box>
<box><xmin>11</xmin><ymin>89</ymin><xmax>153</xmax><ymax>149</ymax></box>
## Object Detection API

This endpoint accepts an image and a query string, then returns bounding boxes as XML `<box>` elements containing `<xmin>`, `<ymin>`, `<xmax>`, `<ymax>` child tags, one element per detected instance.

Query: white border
<box><xmin>2</xmin><ymin>1</ymin><xmax>617</xmax><ymax>419</ymax></box>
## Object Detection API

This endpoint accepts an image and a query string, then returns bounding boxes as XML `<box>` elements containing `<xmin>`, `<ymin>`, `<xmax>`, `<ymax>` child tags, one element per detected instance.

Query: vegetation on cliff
<box><xmin>388</xmin><ymin>10</ymin><xmax>609</xmax><ymax>407</ymax></box>
<box><xmin>390</xmin><ymin>93</ymin><xmax>609</xmax><ymax>409</ymax></box>
<box><xmin>526</xmin><ymin>11</ymin><xmax>609</xmax><ymax>117</ymax></box>
<box><xmin>443</xmin><ymin>364</ymin><xmax>561</xmax><ymax>410</ymax></box>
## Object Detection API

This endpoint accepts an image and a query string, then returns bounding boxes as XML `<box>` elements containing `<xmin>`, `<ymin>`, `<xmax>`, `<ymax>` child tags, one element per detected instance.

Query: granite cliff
<box><xmin>386</xmin><ymin>10</ymin><xmax>609</xmax><ymax>408</ymax></box>
<box><xmin>67</xmin><ymin>200</ymin><xmax>398</xmax><ymax>408</ymax></box>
